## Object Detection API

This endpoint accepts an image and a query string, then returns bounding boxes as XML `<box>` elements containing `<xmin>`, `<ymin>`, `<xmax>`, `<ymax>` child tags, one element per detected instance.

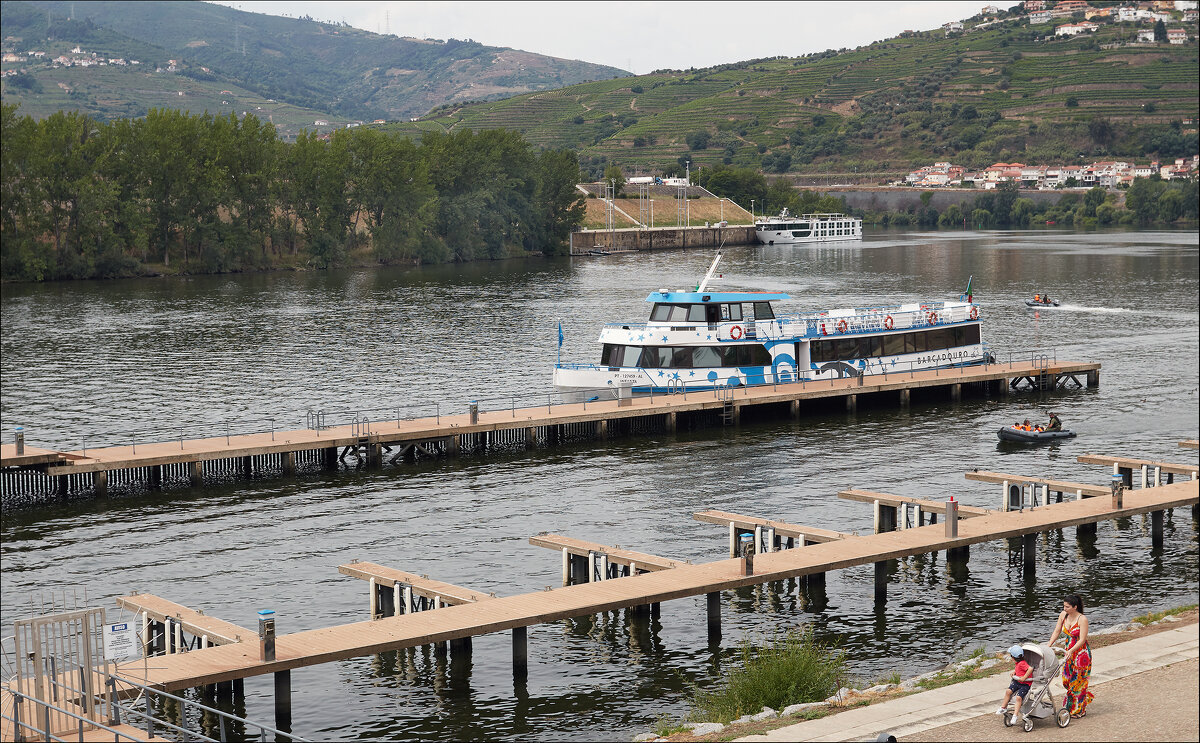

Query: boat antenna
<box><xmin>697</xmin><ymin>251</ymin><xmax>722</xmax><ymax>292</ymax></box>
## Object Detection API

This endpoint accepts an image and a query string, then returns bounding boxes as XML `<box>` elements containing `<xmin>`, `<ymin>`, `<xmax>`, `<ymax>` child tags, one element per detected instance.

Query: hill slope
<box><xmin>386</xmin><ymin>16</ymin><xmax>1198</xmax><ymax>177</ymax></box>
<box><xmin>1</xmin><ymin>0</ymin><xmax>627</xmax><ymax>124</ymax></box>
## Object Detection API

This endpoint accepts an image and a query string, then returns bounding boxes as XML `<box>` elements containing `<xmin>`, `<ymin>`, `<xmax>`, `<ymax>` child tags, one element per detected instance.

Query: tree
<box><xmin>1154</xmin><ymin>19</ymin><xmax>1167</xmax><ymax>42</ymax></box>
<box><xmin>603</xmin><ymin>164</ymin><xmax>625</xmax><ymax>196</ymax></box>
<box><xmin>1065</xmin><ymin>96</ymin><xmax>1079</xmax><ymax>108</ymax></box>
<box><xmin>686</xmin><ymin>130</ymin><xmax>710</xmax><ymax>150</ymax></box>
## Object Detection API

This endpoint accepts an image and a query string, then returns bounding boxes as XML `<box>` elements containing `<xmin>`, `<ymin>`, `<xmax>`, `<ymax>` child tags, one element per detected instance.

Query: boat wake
<box><xmin>1051</xmin><ymin>304</ymin><xmax>1131</xmax><ymax>314</ymax></box>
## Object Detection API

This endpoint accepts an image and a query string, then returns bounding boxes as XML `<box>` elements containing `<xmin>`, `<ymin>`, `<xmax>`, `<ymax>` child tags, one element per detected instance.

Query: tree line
<box><xmin>0</xmin><ymin>104</ymin><xmax>586</xmax><ymax>281</ymax></box>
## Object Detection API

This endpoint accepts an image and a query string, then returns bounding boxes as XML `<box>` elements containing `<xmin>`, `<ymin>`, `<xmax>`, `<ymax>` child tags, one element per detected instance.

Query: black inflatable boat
<box><xmin>997</xmin><ymin>426</ymin><xmax>1076</xmax><ymax>443</ymax></box>
<box><xmin>1024</xmin><ymin>298</ymin><xmax>1060</xmax><ymax>308</ymax></box>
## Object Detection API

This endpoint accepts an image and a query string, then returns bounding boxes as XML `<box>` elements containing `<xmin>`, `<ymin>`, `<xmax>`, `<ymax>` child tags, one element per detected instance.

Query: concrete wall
<box><xmin>571</xmin><ymin>225</ymin><xmax>756</xmax><ymax>253</ymax></box>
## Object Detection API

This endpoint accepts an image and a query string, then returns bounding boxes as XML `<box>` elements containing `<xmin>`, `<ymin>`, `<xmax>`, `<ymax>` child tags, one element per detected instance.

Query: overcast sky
<box><xmin>211</xmin><ymin>1</ymin><xmax>987</xmax><ymax>73</ymax></box>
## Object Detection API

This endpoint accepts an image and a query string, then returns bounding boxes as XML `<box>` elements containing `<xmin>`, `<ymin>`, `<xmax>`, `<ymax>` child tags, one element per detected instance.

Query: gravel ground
<box><xmin>903</xmin><ymin>657</ymin><xmax>1199</xmax><ymax>742</ymax></box>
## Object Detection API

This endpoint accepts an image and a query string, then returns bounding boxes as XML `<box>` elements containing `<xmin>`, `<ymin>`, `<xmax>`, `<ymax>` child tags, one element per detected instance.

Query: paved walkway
<box><xmin>734</xmin><ymin>624</ymin><xmax>1199</xmax><ymax>742</ymax></box>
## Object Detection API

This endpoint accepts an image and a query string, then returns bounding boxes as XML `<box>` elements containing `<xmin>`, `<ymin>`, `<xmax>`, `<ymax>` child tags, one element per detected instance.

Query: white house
<box><xmin>982</xmin><ymin>5</ymin><xmax>1001</xmax><ymax>14</ymax></box>
<box><xmin>1030</xmin><ymin>10</ymin><xmax>1052</xmax><ymax>23</ymax></box>
<box><xmin>943</xmin><ymin>20</ymin><xmax>965</xmax><ymax>34</ymax></box>
<box><xmin>1174</xmin><ymin>0</ymin><xmax>1197</xmax><ymax>10</ymax></box>
<box><xmin>1166</xmin><ymin>27</ymin><xmax>1188</xmax><ymax>43</ymax></box>
<box><xmin>1137</xmin><ymin>28</ymin><xmax>1157</xmax><ymax>41</ymax></box>
<box><xmin>1056</xmin><ymin>21</ymin><xmax>1099</xmax><ymax>35</ymax></box>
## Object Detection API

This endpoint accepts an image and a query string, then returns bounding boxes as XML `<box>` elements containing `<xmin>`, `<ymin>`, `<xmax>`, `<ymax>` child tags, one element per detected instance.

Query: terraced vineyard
<box><xmin>385</xmin><ymin>19</ymin><xmax>1198</xmax><ymax>175</ymax></box>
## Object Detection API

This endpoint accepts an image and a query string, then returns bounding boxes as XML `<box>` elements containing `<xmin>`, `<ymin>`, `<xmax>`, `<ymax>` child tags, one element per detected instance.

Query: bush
<box><xmin>630</xmin><ymin>85</ymin><xmax>644</xmax><ymax>94</ymax></box>
<box><xmin>689</xmin><ymin>628</ymin><xmax>846</xmax><ymax>723</ymax></box>
<box><xmin>1065</xmin><ymin>96</ymin><xmax>1079</xmax><ymax>108</ymax></box>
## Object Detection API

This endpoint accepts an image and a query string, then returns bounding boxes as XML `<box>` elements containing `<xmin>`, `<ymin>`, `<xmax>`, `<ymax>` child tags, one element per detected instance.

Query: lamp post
<box><xmin>720</xmin><ymin>198</ymin><xmax>725</xmax><ymax>222</ymax></box>
<box><xmin>751</xmin><ymin>199</ymin><xmax>755</xmax><ymax>220</ymax></box>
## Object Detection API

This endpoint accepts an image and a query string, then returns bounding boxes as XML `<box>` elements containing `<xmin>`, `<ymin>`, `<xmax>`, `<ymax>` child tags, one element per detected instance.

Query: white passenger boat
<box><xmin>553</xmin><ymin>254</ymin><xmax>986</xmax><ymax>394</ymax></box>
<box><xmin>754</xmin><ymin>208</ymin><xmax>862</xmax><ymax>244</ymax></box>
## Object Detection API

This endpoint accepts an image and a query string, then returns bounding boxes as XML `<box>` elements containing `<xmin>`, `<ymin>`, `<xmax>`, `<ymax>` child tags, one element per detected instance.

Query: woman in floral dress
<box><xmin>1047</xmin><ymin>593</ymin><xmax>1093</xmax><ymax>717</ymax></box>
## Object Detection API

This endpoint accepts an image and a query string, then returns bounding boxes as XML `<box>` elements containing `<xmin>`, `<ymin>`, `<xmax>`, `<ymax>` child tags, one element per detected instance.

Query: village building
<box><xmin>1166</xmin><ymin>27</ymin><xmax>1189</xmax><ymax>43</ymax></box>
<box><xmin>1030</xmin><ymin>10</ymin><xmax>1053</xmax><ymax>23</ymax></box>
<box><xmin>1056</xmin><ymin>20</ymin><xmax>1099</xmax><ymax>35</ymax></box>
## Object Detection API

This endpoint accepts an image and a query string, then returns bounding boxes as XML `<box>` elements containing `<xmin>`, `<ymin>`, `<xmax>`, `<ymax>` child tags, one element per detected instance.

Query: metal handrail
<box><xmin>2</xmin><ymin>686</ymin><xmax>143</xmax><ymax>743</ymax></box>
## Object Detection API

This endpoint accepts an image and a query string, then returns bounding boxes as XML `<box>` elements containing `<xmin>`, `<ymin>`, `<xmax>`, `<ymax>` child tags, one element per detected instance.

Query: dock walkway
<box><xmin>112</xmin><ymin>477</ymin><xmax>1196</xmax><ymax>693</ymax></box>
<box><xmin>2</xmin><ymin>359</ymin><xmax>1100</xmax><ymax>502</ymax></box>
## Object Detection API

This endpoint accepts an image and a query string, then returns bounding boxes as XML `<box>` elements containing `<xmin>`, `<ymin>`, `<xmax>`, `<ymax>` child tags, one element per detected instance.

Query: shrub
<box><xmin>1065</xmin><ymin>96</ymin><xmax>1079</xmax><ymax>108</ymax></box>
<box><xmin>631</xmin><ymin>85</ymin><xmax>644</xmax><ymax>94</ymax></box>
<box><xmin>689</xmin><ymin>628</ymin><xmax>846</xmax><ymax>723</ymax></box>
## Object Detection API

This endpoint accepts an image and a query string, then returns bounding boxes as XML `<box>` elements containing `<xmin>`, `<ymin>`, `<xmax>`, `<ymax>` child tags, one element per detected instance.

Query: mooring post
<box><xmin>665</xmin><ymin>411</ymin><xmax>677</xmax><ymax>432</ymax></box>
<box><xmin>323</xmin><ymin>446</ymin><xmax>338</xmax><ymax>470</ymax></box>
<box><xmin>148</xmin><ymin>465</ymin><xmax>162</xmax><ymax>490</ymax></box>
<box><xmin>240</xmin><ymin>456</ymin><xmax>252</xmax><ymax>478</ymax></box>
<box><xmin>899</xmin><ymin>389</ymin><xmax>910</xmax><ymax>407</ymax></box>
<box><xmin>93</xmin><ymin>470</ymin><xmax>108</xmax><ymax>498</ymax></box>
<box><xmin>790</xmin><ymin>400</ymin><xmax>800</xmax><ymax>419</ymax></box>
<box><xmin>1022</xmin><ymin>533</ymin><xmax>1037</xmax><ymax>579</ymax></box>
<box><xmin>273</xmin><ymin>670</ymin><xmax>291</xmax><ymax>733</ymax></box>
<box><xmin>188</xmin><ymin>461</ymin><xmax>203</xmax><ymax>487</ymax></box>
<box><xmin>873</xmin><ymin>561</ymin><xmax>887</xmax><ymax>603</ymax></box>
<box><xmin>282</xmin><ymin>451</ymin><xmax>296</xmax><ymax>476</ymax></box>
<box><xmin>512</xmin><ymin>626</ymin><xmax>528</xmax><ymax>681</ymax></box>
<box><xmin>1151</xmin><ymin>510</ymin><xmax>1164</xmax><ymax>550</ymax></box>
<box><xmin>596</xmin><ymin>420</ymin><xmax>608</xmax><ymax>440</ymax></box>
<box><xmin>706</xmin><ymin>591</ymin><xmax>721</xmax><ymax>645</ymax></box>
<box><xmin>951</xmin><ymin>383</ymin><xmax>961</xmax><ymax>401</ymax></box>
<box><xmin>525</xmin><ymin>427</ymin><xmax>536</xmax><ymax>450</ymax></box>
<box><xmin>846</xmin><ymin>394</ymin><xmax>857</xmax><ymax>413</ymax></box>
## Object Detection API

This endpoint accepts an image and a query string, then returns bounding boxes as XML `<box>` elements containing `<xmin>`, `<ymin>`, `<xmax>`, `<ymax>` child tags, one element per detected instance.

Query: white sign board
<box><xmin>103</xmin><ymin>621</ymin><xmax>140</xmax><ymax>661</ymax></box>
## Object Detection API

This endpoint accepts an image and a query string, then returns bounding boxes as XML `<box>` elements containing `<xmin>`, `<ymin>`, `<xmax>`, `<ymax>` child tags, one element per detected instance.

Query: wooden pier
<box><xmin>88</xmin><ymin>450</ymin><xmax>1192</xmax><ymax>717</ymax></box>
<box><xmin>1</xmin><ymin>359</ymin><xmax>1101</xmax><ymax>504</ymax></box>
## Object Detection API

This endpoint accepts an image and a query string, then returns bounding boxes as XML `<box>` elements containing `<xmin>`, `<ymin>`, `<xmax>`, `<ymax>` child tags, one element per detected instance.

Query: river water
<box><xmin>2</xmin><ymin>229</ymin><xmax>1198</xmax><ymax>740</ymax></box>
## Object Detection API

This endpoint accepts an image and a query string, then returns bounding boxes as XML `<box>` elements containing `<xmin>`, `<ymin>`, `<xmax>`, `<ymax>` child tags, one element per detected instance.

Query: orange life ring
<box><xmin>836</xmin><ymin>319</ymin><xmax>848</xmax><ymax>334</ymax></box>
<box><xmin>883</xmin><ymin>315</ymin><xmax>894</xmax><ymax>330</ymax></box>
<box><xmin>970</xmin><ymin>306</ymin><xmax>979</xmax><ymax>320</ymax></box>
<box><xmin>927</xmin><ymin>312</ymin><xmax>939</xmax><ymax>325</ymax></box>
<box><xmin>730</xmin><ymin>324</ymin><xmax>743</xmax><ymax>340</ymax></box>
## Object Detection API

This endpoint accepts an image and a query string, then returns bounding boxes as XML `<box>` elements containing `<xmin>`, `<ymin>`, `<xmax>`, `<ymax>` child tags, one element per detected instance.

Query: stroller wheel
<box><xmin>1004</xmin><ymin>712</ymin><xmax>1015</xmax><ymax>727</ymax></box>
<box><xmin>1056</xmin><ymin>707</ymin><xmax>1071</xmax><ymax>728</ymax></box>
<box><xmin>1023</xmin><ymin>717</ymin><xmax>1034</xmax><ymax>733</ymax></box>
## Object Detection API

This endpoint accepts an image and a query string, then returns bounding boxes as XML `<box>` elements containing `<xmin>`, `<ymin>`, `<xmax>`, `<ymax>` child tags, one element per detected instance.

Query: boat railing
<box><xmin>600</xmin><ymin>302</ymin><xmax>978</xmax><ymax>342</ymax></box>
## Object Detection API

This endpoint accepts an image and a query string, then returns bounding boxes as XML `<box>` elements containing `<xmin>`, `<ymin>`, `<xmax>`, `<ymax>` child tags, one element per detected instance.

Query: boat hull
<box><xmin>997</xmin><ymin>427</ymin><xmax>1076</xmax><ymax>443</ymax></box>
<box><xmin>1024</xmin><ymin>300</ymin><xmax>1059</xmax><ymax>308</ymax></box>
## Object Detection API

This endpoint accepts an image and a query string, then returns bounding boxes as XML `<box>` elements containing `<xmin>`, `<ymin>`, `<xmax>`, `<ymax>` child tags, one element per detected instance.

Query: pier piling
<box><xmin>512</xmin><ymin>627</ymin><xmax>528</xmax><ymax>680</ymax></box>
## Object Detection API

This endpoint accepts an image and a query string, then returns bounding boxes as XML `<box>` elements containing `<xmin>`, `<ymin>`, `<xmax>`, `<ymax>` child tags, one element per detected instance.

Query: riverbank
<box><xmin>641</xmin><ymin>607</ymin><xmax>1198</xmax><ymax>742</ymax></box>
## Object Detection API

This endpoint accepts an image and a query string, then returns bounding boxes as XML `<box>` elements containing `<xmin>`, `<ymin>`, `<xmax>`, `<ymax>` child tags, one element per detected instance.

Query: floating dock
<box><xmin>1</xmin><ymin>359</ymin><xmax>1101</xmax><ymax>504</ymax></box>
<box><xmin>94</xmin><ymin>453</ymin><xmax>1196</xmax><ymax>733</ymax></box>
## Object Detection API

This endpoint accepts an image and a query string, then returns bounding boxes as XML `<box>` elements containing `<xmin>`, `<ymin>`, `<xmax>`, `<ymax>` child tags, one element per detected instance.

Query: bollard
<box><xmin>739</xmin><ymin>533</ymin><xmax>755</xmax><ymax>576</ymax></box>
<box><xmin>14</xmin><ymin>426</ymin><xmax>25</xmax><ymax>455</ymax></box>
<box><xmin>258</xmin><ymin>609</ymin><xmax>276</xmax><ymax>662</ymax></box>
<box><xmin>1110</xmin><ymin>475</ymin><xmax>1124</xmax><ymax>510</ymax></box>
<box><xmin>468</xmin><ymin>401</ymin><xmax>479</xmax><ymax>425</ymax></box>
<box><xmin>945</xmin><ymin>497</ymin><xmax>959</xmax><ymax>538</ymax></box>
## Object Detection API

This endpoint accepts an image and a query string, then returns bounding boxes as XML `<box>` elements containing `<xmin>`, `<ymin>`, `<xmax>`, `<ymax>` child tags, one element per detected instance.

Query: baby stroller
<box><xmin>1004</xmin><ymin>643</ymin><xmax>1071</xmax><ymax>732</ymax></box>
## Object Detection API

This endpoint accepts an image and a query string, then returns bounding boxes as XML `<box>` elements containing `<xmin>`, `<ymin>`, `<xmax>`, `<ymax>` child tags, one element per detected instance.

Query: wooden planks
<box><xmin>1077</xmin><ymin>454</ymin><xmax>1199</xmax><ymax>477</ymax></box>
<box><xmin>0</xmin><ymin>443</ymin><xmax>70</xmax><ymax>468</ymax></box>
<box><xmin>116</xmin><ymin>594</ymin><xmax>250</xmax><ymax>645</ymax></box>
<box><xmin>963</xmin><ymin>470</ymin><xmax>1108</xmax><ymax>497</ymax></box>
<box><xmin>692</xmin><ymin>509</ymin><xmax>849</xmax><ymax>543</ymax></box>
<box><xmin>337</xmin><ymin>561</ymin><xmax>493</xmax><ymax>605</ymax></box>
<box><xmin>528</xmin><ymin>534</ymin><xmax>686</xmax><ymax>570</ymax></box>
<box><xmin>1177</xmin><ymin>440</ymin><xmax>1197</xmax><ymax>450</ymax></box>
<box><xmin>113</xmin><ymin>479</ymin><xmax>1197</xmax><ymax>693</ymax></box>
<box><xmin>837</xmin><ymin>489</ymin><xmax>991</xmax><ymax>516</ymax></box>
<box><xmin>32</xmin><ymin>360</ymin><xmax>1099</xmax><ymax>476</ymax></box>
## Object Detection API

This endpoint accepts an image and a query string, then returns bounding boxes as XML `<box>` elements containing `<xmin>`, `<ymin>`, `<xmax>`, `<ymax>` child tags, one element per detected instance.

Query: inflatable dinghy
<box><xmin>1024</xmin><ymin>299</ymin><xmax>1059</xmax><ymax>308</ymax></box>
<box><xmin>997</xmin><ymin>426</ymin><xmax>1076</xmax><ymax>443</ymax></box>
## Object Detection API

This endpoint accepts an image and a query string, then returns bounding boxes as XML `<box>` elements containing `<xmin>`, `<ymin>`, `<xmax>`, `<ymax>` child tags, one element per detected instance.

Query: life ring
<box><xmin>730</xmin><ymin>324</ymin><xmax>743</xmax><ymax>340</ymax></box>
<box><xmin>927</xmin><ymin>312</ymin><xmax>939</xmax><ymax>325</ymax></box>
<box><xmin>883</xmin><ymin>315</ymin><xmax>894</xmax><ymax>330</ymax></box>
<box><xmin>836</xmin><ymin>319</ymin><xmax>848</xmax><ymax>334</ymax></box>
<box><xmin>970</xmin><ymin>306</ymin><xmax>979</xmax><ymax>320</ymax></box>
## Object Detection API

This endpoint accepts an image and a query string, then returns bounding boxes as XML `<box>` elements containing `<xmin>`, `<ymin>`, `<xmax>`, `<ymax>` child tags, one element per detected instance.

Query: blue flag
<box><xmin>557</xmin><ymin>322</ymin><xmax>564</xmax><ymax>348</ymax></box>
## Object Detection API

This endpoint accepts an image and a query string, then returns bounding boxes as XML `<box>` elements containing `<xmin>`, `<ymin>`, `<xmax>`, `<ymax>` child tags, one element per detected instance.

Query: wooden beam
<box><xmin>1077</xmin><ymin>454</ymin><xmax>1198</xmax><ymax>477</ymax></box>
<box><xmin>116</xmin><ymin>594</ymin><xmax>250</xmax><ymax>645</ymax></box>
<box><xmin>528</xmin><ymin>534</ymin><xmax>686</xmax><ymax>571</ymax></box>
<box><xmin>337</xmin><ymin>561</ymin><xmax>492</xmax><ymax>605</ymax></box>
<box><xmin>693</xmin><ymin>509</ymin><xmax>850</xmax><ymax>542</ymax></box>
<box><xmin>837</xmin><ymin>489</ymin><xmax>991</xmax><ymax>517</ymax></box>
<box><xmin>1178</xmin><ymin>440</ymin><xmax>1198</xmax><ymax>450</ymax></box>
<box><xmin>964</xmin><ymin>470</ymin><xmax>1108</xmax><ymax>497</ymax></box>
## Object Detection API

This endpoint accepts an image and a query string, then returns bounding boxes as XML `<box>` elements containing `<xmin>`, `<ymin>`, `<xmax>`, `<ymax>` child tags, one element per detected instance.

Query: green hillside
<box><xmin>1</xmin><ymin>0</ymin><xmax>627</xmax><ymax>124</ymax></box>
<box><xmin>387</xmin><ymin>16</ymin><xmax>1199</xmax><ymax>177</ymax></box>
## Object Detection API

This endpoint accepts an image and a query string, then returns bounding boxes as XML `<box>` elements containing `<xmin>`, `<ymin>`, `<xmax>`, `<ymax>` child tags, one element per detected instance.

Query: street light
<box><xmin>751</xmin><ymin>199</ymin><xmax>755</xmax><ymax>220</ymax></box>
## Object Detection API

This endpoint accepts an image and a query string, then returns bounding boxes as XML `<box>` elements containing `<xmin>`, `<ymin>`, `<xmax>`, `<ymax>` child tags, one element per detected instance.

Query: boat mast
<box><xmin>697</xmin><ymin>251</ymin><xmax>722</xmax><ymax>292</ymax></box>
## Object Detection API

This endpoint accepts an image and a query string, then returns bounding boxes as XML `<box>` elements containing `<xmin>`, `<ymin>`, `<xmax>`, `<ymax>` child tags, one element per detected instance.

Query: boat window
<box><xmin>793</xmin><ymin>230</ymin><xmax>811</xmax><ymax>238</ymax></box>
<box><xmin>638</xmin><ymin>347</ymin><xmax>671</xmax><ymax>368</ymax></box>
<box><xmin>835</xmin><ymin>338</ymin><xmax>858</xmax><ymax>360</ymax></box>
<box><xmin>882</xmin><ymin>334</ymin><xmax>905</xmax><ymax>357</ymax></box>
<box><xmin>956</xmin><ymin>325</ymin><xmax>980</xmax><ymax>345</ymax></box>
<box><xmin>601</xmin><ymin>344</ymin><xmax>619</xmax><ymax>366</ymax></box>
<box><xmin>672</xmin><ymin>305</ymin><xmax>692</xmax><ymax>322</ymax></box>
<box><xmin>753</xmin><ymin>302</ymin><xmax>775</xmax><ymax>320</ymax></box>
<box><xmin>671</xmin><ymin>347</ymin><xmax>693</xmax><ymax>368</ymax></box>
<box><xmin>727</xmin><ymin>303</ymin><xmax>743</xmax><ymax>321</ymax></box>
<box><xmin>724</xmin><ymin>344</ymin><xmax>771</xmax><ymax>366</ymax></box>
<box><xmin>650</xmin><ymin>303</ymin><xmax>672</xmax><ymax>322</ymax></box>
<box><xmin>687</xmin><ymin>304</ymin><xmax>706</xmax><ymax>322</ymax></box>
<box><xmin>927</xmin><ymin>328</ymin><xmax>953</xmax><ymax>350</ymax></box>
<box><xmin>693</xmin><ymin>346</ymin><xmax>723</xmax><ymax>367</ymax></box>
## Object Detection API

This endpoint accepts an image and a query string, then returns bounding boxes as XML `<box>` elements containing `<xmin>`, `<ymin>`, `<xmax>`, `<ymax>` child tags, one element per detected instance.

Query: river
<box><xmin>1</xmin><ymin>229</ymin><xmax>1197</xmax><ymax>740</ymax></box>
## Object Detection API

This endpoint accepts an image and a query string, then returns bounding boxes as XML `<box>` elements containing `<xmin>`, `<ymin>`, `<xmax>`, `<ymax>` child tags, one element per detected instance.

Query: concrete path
<box><xmin>734</xmin><ymin>624</ymin><xmax>1198</xmax><ymax>742</ymax></box>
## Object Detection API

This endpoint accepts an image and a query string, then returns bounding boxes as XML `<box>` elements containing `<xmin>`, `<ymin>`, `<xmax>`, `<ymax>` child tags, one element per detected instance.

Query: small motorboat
<box><xmin>1025</xmin><ymin>297</ymin><xmax>1059</xmax><ymax>308</ymax></box>
<box><xmin>997</xmin><ymin>426</ymin><xmax>1076</xmax><ymax>443</ymax></box>
<box><xmin>587</xmin><ymin>248</ymin><xmax>612</xmax><ymax>256</ymax></box>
